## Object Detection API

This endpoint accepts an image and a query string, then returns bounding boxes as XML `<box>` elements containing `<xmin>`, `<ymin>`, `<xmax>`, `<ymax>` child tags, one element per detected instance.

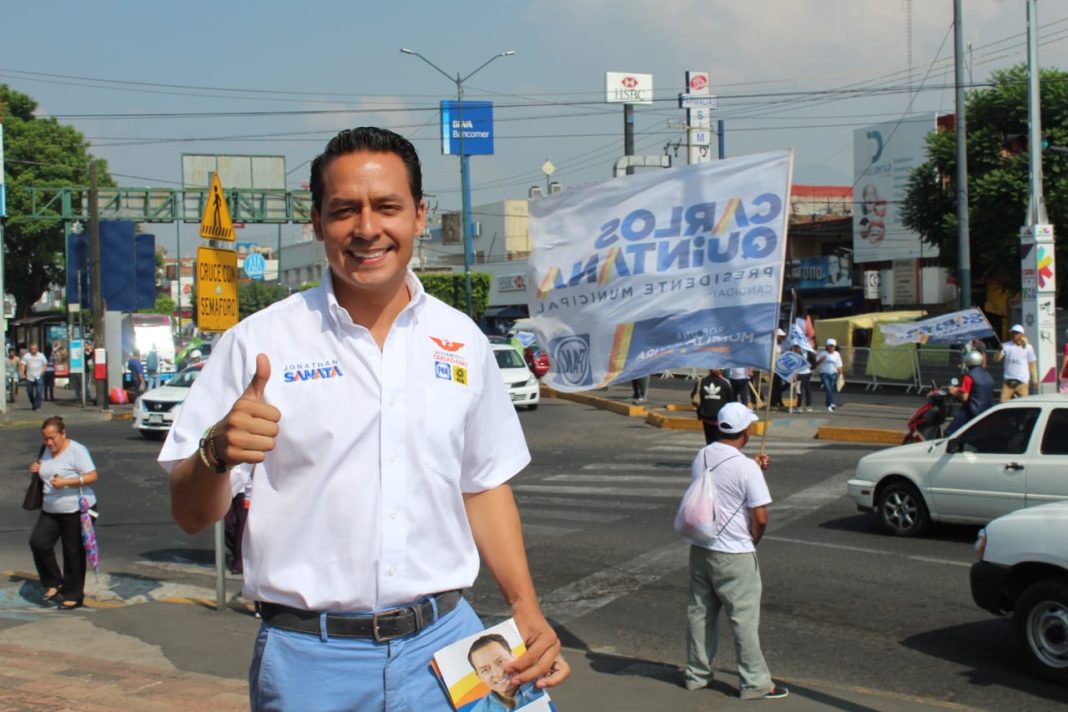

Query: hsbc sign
<box><xmin>605</xmin><ymin>72</ymin><xmax>653</xmax><ymax>105</ymax></box>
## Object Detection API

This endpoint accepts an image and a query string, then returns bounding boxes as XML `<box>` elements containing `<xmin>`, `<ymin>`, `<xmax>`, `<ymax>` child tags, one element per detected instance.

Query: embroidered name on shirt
<box><xmin>283</xmin><ymin>359</ymin><xmax>344</xmax><ymax>383</ymax></box>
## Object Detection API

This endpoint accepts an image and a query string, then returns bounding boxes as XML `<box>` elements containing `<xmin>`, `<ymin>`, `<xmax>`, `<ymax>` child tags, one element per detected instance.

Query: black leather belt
<box><xmin>259</xmin><ymin>590</ymin><xmax>462</xmax><ymax>642</ymax></box>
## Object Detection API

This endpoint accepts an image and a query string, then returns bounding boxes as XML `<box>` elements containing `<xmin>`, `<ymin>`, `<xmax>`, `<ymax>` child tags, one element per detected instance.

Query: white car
<box><xmin>492</xmin><ymin>344</ymin><xmax>539</xmax><ymax>410</ymax></box>
<box><xmin>848</xmin><ymin>394</ymin><xmax>1068</xmax><ymax>536</ymax></box>
<box><xmin>971</xmin><ymin>501</ymin><xmax>1068</xmax><ymax>683</ymax></box>
<box><xmin>132</xmin><ymin>364</ymin><xmax>204</xmax><ymax>440</ymax></box>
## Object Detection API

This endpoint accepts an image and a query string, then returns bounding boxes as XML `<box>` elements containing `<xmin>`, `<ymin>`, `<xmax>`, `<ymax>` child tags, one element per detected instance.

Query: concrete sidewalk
<box><xmin>0</xmin><ymin>390</ymin><xmax>132</xmax><ymax>429</ymax></box>
<box><xmin>0</xmin><ymin>598</ymin><xmax>970</xmax><ymax>711</ymax></box>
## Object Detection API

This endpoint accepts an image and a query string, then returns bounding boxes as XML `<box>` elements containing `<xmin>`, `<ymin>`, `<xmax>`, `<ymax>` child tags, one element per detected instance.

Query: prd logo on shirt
<box><xmin>434</xmin><ymin>359</ymin><xmax>468</xmax><ymax>386</ymax></box>
<box><xmin>282</xmin><ymin>359</ymin><xmax>344</xmax><ymax>383</ymax></box>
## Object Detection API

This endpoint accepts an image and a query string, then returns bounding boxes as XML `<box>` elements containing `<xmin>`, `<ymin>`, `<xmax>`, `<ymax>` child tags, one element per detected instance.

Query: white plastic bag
<box><xmin>673</xmin><ymin>467</ymin><xmax>719</xmax><ymax>542</ymax></box>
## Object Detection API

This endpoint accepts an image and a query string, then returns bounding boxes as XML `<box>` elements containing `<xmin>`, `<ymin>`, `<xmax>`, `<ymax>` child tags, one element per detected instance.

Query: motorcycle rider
<box><xmin>944</xmin><ymin>350</ymin><xmax>994</xmax><ymax>436</ymax></box>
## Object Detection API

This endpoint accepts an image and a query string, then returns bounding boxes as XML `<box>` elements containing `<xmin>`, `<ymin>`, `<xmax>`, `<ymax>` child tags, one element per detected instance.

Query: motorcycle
<box><xmin>903</xmin><ymin>384</ymin><xmax>958</xmax><ymax>444</ymax></box>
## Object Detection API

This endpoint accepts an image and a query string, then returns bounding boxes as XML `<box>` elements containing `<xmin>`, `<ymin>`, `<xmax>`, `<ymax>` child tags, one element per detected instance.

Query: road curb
<box><xmin>540</xmin><ymin>385</ymin><xmax>648</xmax><ymax>417</ymax></box>
<box><xmin>817</xmin><ymin>425</ymin><xmax>904</xmax><ymax>445</ymax></box>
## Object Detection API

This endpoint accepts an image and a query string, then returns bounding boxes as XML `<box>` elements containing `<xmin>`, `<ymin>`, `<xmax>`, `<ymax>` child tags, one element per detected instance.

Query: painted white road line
<box><xmin>544</xmin><ymin>474</ymin><xmax>690</xmax><ymax>485</ymax></box>
<box><xmin>512</xmin><ymin>484</ymin><xmax>684</xmax><ymax>499</ymax></box>
<box><xmin>764</xmin><ymin>536</ymin><xmax>970</xmax><ymax>568</ymax></box>
<box><xmin>518</xmin><ymin>507</ymin><xmax>623</xmax><ymax>523</ymax></box>
<box><xmin>521</xmin><ymin>523</ymin><xmax>579</xmax><ymax>538</ymax></box>
<box><xmin>529</xmin><ymin>468</ymin><xmax>853</xmax><ymax>624</ymax></box>
<box><xmin>515</xmin><ymin>495</ymin><xmax>661</xmax><ymax>511</ymax></box>
<box><xmin>582</xmin><ymin>462</ymin><xmax>689</xmax><ymax>471</ymax></box>
<box><xmin>647</xmin><ymin>444</ymin><xmax>817</xmax><ymax>455</ymax></box>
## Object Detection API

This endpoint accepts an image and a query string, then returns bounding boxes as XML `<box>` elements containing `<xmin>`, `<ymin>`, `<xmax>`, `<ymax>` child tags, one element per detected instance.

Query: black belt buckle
<box><xmin>372</xmin><ymin>607</ymin><xmax>411</xmax><ymax>642</ymax></box>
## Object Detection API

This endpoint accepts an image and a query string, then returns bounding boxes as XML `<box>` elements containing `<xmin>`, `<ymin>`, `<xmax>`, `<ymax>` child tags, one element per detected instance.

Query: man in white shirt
<box><xmin>683</xmin><ymin>403</ymin><xmax>788</xmax><ymax>700</ymax></box>
<box><xmin>996</xmin><ymin>324</ymin><xmax>1037</xmax><ymax>400</ymax></box>
<box><xmin>727</xmin><ymin>366</ymin><xmax>753</xmax><ymax>407</ymax></box>
<box><xmin>815</xmin><ymin>338</ymin><xmax>845</xmax><ymax>412</ymax></box>
<box><xmin>20</xmin><ymin>343</ymin><xmax>48</xmax><ymax>411</ymax></box>
<box><xmin>161</xmin><ymin>128</ymin><xmax>568</xmax><ymax>711</ymax></box>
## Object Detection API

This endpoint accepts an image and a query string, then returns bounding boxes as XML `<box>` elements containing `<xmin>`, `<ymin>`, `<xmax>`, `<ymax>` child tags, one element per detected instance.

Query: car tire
<box><xmin>877</xmin><ymin>481</ymin><xmax>929</xmax><ymax>537</ymax></box>
<box><xmin>138</xmin><ymin>429</ymin><xmax>166</xmax><ymax>441</ymax></box>
<box><xmin>1014</xmin><ymin>581</ymin><xmax>1068</xmax><ymax>683</ymax></box>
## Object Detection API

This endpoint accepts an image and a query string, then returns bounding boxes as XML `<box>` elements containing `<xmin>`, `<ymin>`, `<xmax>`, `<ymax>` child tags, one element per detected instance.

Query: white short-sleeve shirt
<box><xmin>159</xmin><ymin>272</ymin><xmax>531</xmax><ymax>611</ymax></box>
<box><xmin>40</xmin><ymin>440</ymin><xmax>97</xmax><ymax>514</ymax></box>
<box><xmin>728</xmin><ymin>367</ymin><xmax>749</xmax><ymax>381</ymax></box>
<box><xmin>818</xmin><ymin>349</ymin><xmax>843</xmax><ymax>375</ymax></box>
<box><xmin>22</xmin><ymin>352</ymin><xmax>48</xmax><ymax>380</ymax></box>
<box><xmin>1001</xmin><ymin>341</ymin><xmax>1036</xmax><ymax>382</ymax></box>
<box><xmin>688</xmin><ymin>442</ymin><xmax>772</xmax><ymax>554</ymax></box>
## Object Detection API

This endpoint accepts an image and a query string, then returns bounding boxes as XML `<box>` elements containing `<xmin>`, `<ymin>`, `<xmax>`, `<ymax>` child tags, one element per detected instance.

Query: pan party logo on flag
<box><xmin>534</xmin><ymin>194</ymin><xmax>783</xmax><ymax>303</ymax></box>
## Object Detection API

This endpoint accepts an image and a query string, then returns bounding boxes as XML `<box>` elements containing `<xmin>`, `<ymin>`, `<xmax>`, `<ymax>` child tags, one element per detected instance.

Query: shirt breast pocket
<box><xmin>423</xmin><ymin>381</ymin><xmax>474</xmax><ymax>482</ymax></box>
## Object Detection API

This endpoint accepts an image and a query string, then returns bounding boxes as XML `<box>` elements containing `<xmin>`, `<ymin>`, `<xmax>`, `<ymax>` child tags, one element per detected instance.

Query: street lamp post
<box><xmin>400</xmin><ymin>48</ymin><xmax>515</xmax><ymax>317</ymax></box>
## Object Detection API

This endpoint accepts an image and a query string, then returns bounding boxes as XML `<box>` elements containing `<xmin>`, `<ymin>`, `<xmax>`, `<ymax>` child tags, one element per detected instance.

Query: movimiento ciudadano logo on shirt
<box><xmin>283</xmin><ymin>359</ymin><xmax>344</xmax><ymax>383</ymax></box>
<box><xmin>550</xmin><ymin>334</ymin><xmax>593</xmax><ymax>387</ymax></box>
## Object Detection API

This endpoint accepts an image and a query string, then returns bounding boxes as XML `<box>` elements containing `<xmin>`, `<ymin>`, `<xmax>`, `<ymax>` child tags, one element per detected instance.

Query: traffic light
<box><xmin>1001</xmin><ymin>133</ymin><xmax>1053</xmax><ymax>154</ymax></box>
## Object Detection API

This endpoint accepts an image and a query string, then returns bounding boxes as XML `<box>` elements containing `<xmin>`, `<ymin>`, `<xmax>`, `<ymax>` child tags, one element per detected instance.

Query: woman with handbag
<box><xmin>27</xmin><ymin>415</ymin><xmax>99</xmax><ymax>609</ymax></box>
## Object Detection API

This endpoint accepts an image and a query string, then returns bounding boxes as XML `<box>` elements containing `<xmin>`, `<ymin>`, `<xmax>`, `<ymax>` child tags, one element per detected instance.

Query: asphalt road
<box><xmin>0</xmin><ymin>400</ymin><xmax>1064</xmax><ymax>709</ymax></box>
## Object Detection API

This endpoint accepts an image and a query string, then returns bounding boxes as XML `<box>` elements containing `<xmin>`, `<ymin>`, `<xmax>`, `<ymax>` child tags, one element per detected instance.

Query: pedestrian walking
<box><xmin>995</xmin><ymin>324</ymin><xmax>1037</xmax><ymax>400</ymax></box>
<box><xmin>789</xmin><ymin>343</ymin><xmax>814</xmax><ymax>412</ymax></box>
<box><xmin>43</xmin><ymin>341</ymin><xmax>56</xmax><ymax>401</ymax></box>
<box><xmin>161</xmin><ymin>127</ymin><xmax>569</xmax><ymax>711</ymax></box>
<box><xmin>815</xmin><ymin>338</ymin><xmax>844</xmax><ymax>412</ymax></box>
<box><xmin>28</xmin><ymin>416</ymin><xmax>99</xmax><ymax>610</ymax></box>
<box><xmin>6</xmin><ymin>348</ymin><xmax>19</xmax><ymax>402</ymax></box>
<box><xmin>145</xmin><ymin>346</ymin><xmax>161</xmax><ymax>391</ymax></box>
<box><xmin>692</xmin><ymin>369</ymin><xmax>734</xmax><ymax>444</ymax></box>
<box><xmin>728</xmin><ymin>367</ymin><xmax>752</xmax><ymax>407</ymax></box>
<box><xmin>631</xmin><ymin>375</ymin><xmax>650</xmax><ymax>403</ymax></box>
<box><xmin>20</xmin><ymin>343</ymin><xmax>48</xmax><ymax>411</ymax></box>
<box><xmin>127</xmin><ymin>351</ymin><xmax>145</xmax><ymax>394</ymax></box>
<box><xmin>683</xmin><ymin>403</ymin><xmax>788</xmax><ymax>700</ymax></box>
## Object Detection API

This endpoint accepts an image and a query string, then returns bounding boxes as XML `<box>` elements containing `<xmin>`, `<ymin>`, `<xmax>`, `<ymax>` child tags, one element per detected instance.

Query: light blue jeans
<box><xmin>249</xmin><ymin>597</ymin><xmax>484</xmax><ymax>712</ymax></box>
<box><xmin>819</xmin><ymin>372</ymin><xmax>837</xmax><ymax>408</ymax></box>
<box><xmin>686</xmin><ymin>546</ymin><xmax>773</xmax><ymax>698</ymax></box>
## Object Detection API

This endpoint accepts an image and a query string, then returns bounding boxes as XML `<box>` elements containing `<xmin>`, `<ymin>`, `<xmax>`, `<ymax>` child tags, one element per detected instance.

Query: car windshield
<box><xmin>167</xmin><ymin>368</ymin><xmax>201</xmax><ymax>388</ymax></box>
<box><xmin>494</xmin><ymin>348</ymin><xmax>526</xmax><ymax>369</ymax></box>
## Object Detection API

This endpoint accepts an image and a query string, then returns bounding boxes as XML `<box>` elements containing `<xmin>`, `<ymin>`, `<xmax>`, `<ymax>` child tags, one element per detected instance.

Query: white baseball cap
<box><xmin>776</xmin><ymin>328</ymin><xmax>786</xmax><ymax>337</ymax></box>
<box><xmin>717</xmin><ymin>402</ymin><xmax>760</xmax><ymax>435</ymax></box>
<box><xmin>1010</xmin><ymin>324</ymin><xmax>1025</xmax><ymax>334</ymax></box>
<box><xmin>826</xmin><ymin>338</ymin><xmax>837</xmax><ymax>346</ymax></box>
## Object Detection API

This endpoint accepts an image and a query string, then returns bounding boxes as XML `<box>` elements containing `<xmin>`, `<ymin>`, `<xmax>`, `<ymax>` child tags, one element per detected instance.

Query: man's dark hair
<box><xmin>309</xmin><ymin>127</ymin><xmax>422</xmax><ymax>211</ymax></box>
<box><xmin>467</xmin><ymin>633</ymin><xmax>511</xmax><ymax>668</ymax></box>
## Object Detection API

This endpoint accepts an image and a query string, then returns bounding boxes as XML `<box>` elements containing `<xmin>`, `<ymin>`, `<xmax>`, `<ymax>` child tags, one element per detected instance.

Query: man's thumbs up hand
<box><xmin>212</xmin><ymin>353</ymin><xmax>281</xmax><ymax>467</ymax></box>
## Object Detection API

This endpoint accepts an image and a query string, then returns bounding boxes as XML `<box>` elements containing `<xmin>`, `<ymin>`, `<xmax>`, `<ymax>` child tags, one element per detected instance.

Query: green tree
<box><xmin>140</xmin><ymin>294</ymin><xmax>176</xmax><ymax>318</ymax></box>
<box><xmin>417</xmin><ymin>272</ymin><xmax>491</xmax><ymax>319</ymax></box>
<box><xmin>902</xmin><ymin>65</ymin><xmax>1068</xmax><ymax>304</ymax></box>
<box><xmin>1</xmin><ymin>84</ymin><xmax>115</xmax><ymax>318</ymax></box>
<box><xmin>238</xmin><ymin>280</ymin><xmax>289</xmax><ymax>320</ymax></box>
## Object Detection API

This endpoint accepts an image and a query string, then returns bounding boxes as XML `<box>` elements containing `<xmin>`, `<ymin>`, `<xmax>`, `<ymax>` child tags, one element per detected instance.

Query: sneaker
<box><xmin>763</xmin><ymin>685</ymin><xmax>789</xmax><ymax>699</ymax></box>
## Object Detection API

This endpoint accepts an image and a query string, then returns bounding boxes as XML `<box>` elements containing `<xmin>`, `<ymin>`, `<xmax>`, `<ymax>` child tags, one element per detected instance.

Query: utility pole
<box><xmin>624</xmin><ymin>105</ymin><xmax>635</xmax><ymax>175</ymax></box>
<box><xmin>0</xmin><ymin>105</ymin><xmax>7</xmax><ymax>416</ymax></box>
<box><xmin>953</xmin><ymin>0</ymin><xmax>972</xmax><ymax>309</ymax></box>
<box><xmin>1020</xmin><ymin>0</ymin><xmax>1058</xmax><ymax>393</ymax></box>
<box><xmin>90</xmin><ymin>160</ymin><xmax>106</xmax><ymax>411</ymax></box>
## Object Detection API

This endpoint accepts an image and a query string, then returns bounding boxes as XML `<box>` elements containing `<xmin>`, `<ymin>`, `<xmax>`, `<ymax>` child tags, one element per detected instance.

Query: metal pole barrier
<box><xmin>214</xmin><ymin>520</ymin><xmax>226</xmax><ymax>611</ymax></box>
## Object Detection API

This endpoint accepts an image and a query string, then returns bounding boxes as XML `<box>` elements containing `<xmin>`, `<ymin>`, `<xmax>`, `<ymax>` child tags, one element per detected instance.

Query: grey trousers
<box><xmin>685</xmin><ymin>545</ymin><xmax>773</xmax><ymax>698</ymax></box>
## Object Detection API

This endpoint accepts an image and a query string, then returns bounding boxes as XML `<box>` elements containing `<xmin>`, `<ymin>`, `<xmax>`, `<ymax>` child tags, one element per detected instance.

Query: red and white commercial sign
<box><xmin>498</xmin><ymin>274</ymin><xmax>527</xmax><ymax>293</ymax></box>
<box><xmin>605</xmin><ymin>72</ymin><xmax>653</xmax><ymax>105</ymax></box>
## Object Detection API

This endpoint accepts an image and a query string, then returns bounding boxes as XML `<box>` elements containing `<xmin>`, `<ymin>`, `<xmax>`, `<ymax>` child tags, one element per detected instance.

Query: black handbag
<box><xmin>21</xmin><ymin>445</ymin><xmax>47</xmax><ymax>511</ymax></box>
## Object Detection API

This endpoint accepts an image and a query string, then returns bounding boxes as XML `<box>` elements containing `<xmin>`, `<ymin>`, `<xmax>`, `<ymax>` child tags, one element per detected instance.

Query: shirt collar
<box><xmin>320</xmin><ymin>268</ymin><xmax>427</xmax><ymax>332</ymax></box>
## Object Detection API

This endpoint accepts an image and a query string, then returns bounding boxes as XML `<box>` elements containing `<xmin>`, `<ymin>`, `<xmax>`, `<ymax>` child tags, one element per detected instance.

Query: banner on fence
<box><xmin>879</xmin><ymin>307</ymin><xmax>995</xmax><ymax>346</ymax></box>
<box><xmin>528</xmin><ymin>151</ymin><xmax>793</xmax><ymax>392</ymax></box>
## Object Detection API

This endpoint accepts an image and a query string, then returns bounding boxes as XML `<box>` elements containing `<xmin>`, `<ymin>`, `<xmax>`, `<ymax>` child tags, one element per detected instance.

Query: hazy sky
<box><xmin>3</xmin><ymin>0</ymin><xmax>1067</xmax><ymax>256</ymax></box>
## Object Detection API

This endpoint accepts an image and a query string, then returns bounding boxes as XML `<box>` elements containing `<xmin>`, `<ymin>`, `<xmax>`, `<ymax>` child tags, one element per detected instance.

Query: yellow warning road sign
<box><xmin>199</xmin><ymin>173</ymin><xmax>235</xmax><ymax>241</ymax></box>
<box><xmin>196</xmin><ymin>246</ymin><xmax>239</xmax><ymax>332</ymax></box>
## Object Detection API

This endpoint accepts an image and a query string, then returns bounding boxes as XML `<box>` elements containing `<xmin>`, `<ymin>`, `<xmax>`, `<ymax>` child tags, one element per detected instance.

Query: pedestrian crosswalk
<box><xmin>514</xmin><ymin>432</ymin><xmax>839</xmax><ymax>538</ymax></box>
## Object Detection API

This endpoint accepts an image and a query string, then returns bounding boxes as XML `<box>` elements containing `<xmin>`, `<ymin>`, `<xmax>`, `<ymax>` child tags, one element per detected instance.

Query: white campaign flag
<box><xmin>528</xmin><ymin>151</ymin><xmax>793</xmax><ymax>392</ymax></box>
<box><xmin>879</xmin><ymin>307</ymin><xmax>996</xmax><ymax>346</ymax></box>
